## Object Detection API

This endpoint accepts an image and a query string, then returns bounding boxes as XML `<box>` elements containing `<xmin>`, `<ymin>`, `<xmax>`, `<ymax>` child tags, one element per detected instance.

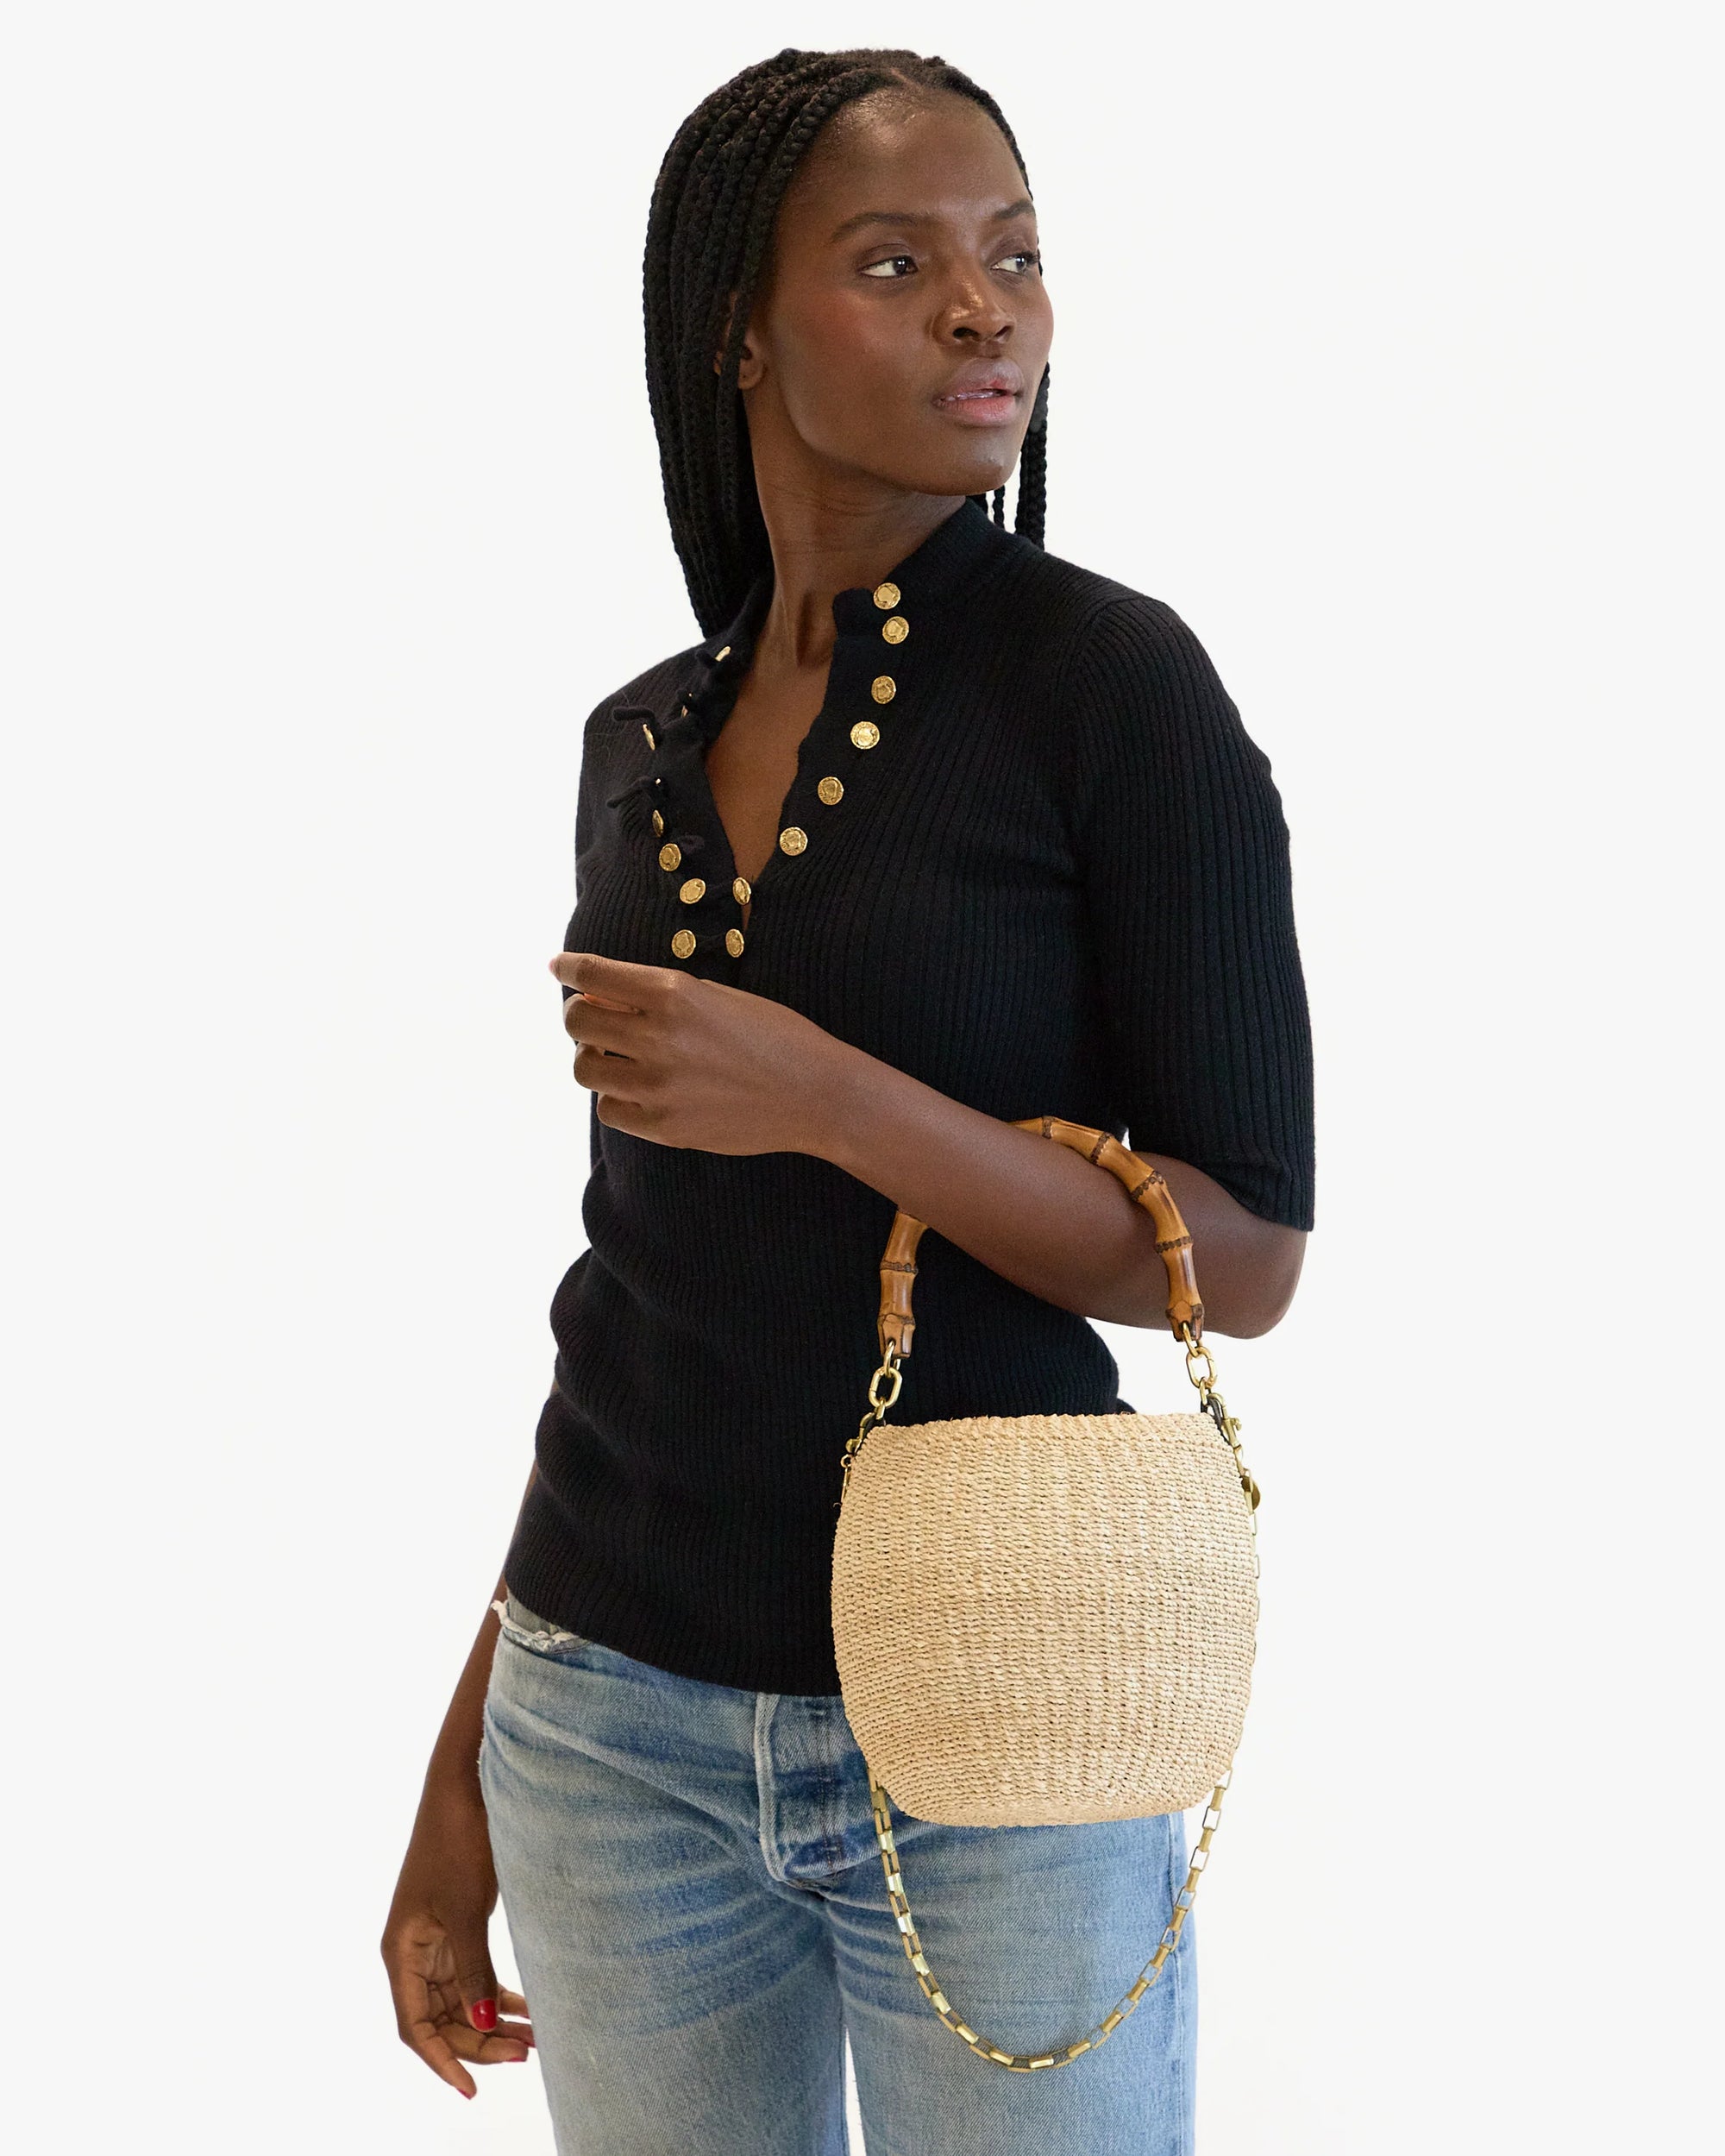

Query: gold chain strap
<box><xmin>838</xmin><ymin>1342</ymin><xmax>904</xmax><ymax>1508</ymax></box>
<box><xmin>842</xmin><ymin>1321</ymin><xmax>1261</xmax><ymax>2071</ymax></box>
<box><xmin>864</xmin><ymin>1768</ymin><xmax>1233</xmax><ymax>2071</ymax></box>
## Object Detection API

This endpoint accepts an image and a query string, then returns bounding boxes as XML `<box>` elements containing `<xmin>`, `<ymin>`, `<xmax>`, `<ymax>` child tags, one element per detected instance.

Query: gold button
<box><xmin>714</xmin><ymin>644</ymin><xmax>731</xmax><ymax>663</ymax></box>
<box><xmin>872</xmin><ymin>581</ymin><xmax>900</xmax><ymax>610</ymax></box>
<box><xmin>658</xmin><ymin>841</ymin><xmax>681</xmax><ymax>871</ymax></box>
<box><xmin>671</xmin><ymin>928</ymin><xmax>697</xmax><ymax>959</ymax></box>
<box><xmin>881</xmin><ymin>616</ymin><xmax>908</xmax><ymax>645</ymax></box>
<box><xmin>850</xmin><ymin>720</ymin><xmax>881</xmax><ymax>750</ymax></box>
<box><xmin>817</xmin><ymin>776</ymin><xmax>844</xmax><ymax>805</ymax></box>
<box><xmin>870</xmin><ymin>676</ymin><xmax>896</xmax><ymax>705</ymax></box>
<box><xmin>679</xmin><ymin>877</ymin><xmax>706</xmax><ymax>904</ymax></box>
<box><xmin>731</xmin><ymin>876</ymin><xmax>751</xmax><ymax>904</ymax></box>
<box><xmin>651</xmin><ymin>809</ymin><xmax>664</xmax><ymax>836</ymax></box>
<box><xmin>779</xmin><ymin>827</ymin><xmax>807</xmax><ymax>856</ymax></box>
<box><xmin>642</xmin><ymin>720</ymin><xmax>656</xmax><ymax>749</ymax></box>
<box><xmin>724</xmin><ymin>927</ymin><xmax>745</xmax><ymax>957</ymax></box>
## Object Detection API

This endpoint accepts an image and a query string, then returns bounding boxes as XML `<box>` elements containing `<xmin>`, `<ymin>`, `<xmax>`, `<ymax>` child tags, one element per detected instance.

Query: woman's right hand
<box><xmin>381</xmin><ymin>1775</ymin><xmax>535</xmax><ymax>2097</ymax></box>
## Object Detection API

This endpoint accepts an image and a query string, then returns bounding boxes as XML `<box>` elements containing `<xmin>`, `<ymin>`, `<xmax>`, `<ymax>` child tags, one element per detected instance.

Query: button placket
<box><xmin>652</xmin><ymin>801</ymin><xmax>714</xmax><ymax>960</ymax></box>
<box><xmin>780</xmin><ymin>596</ymin><xmax>909</xmax><ymax>854</ymax></box>
<box><xmin>661</xmin><ymin>552</ymin><xmax>938</xmax><ymax>963</ymax></box>
<box><xmin>656</xmin><ymin>638</ymin><xmax>751</xmax><ymax>967</ymax></box>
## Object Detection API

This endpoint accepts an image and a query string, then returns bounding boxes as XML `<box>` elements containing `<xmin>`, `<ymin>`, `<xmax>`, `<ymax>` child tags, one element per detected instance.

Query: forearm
<box><xmin>420</xmin><ymin>1462</ymin><xmax>539</xmax><ymax>1806</ymax></box>
<box><xmin>807</xmin><ymin>1040</ymin><xmax>1304</xmax><ymax>1337</ymax></box>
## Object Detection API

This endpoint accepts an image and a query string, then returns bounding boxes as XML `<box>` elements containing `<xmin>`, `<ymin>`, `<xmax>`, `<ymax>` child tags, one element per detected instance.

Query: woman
<box><xmin>383</xmin><ymin>46</ymin><xmax>1314</xmax><ymax>2155</ymax></box>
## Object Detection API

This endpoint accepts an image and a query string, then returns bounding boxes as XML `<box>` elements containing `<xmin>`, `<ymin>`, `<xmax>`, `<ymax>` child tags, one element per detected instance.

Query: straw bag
<box><xmin>830</xmin><ymin>1114</ymin><xmax>1263</xmax><ymax>2074</ymax></box>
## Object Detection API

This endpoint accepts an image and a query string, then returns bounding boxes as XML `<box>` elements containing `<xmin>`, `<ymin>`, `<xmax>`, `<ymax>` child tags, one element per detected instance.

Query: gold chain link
<box><xmin>839</xmin><ymin>1343</ymin><xmax>903</xmax><ymax>1508</ymax></box>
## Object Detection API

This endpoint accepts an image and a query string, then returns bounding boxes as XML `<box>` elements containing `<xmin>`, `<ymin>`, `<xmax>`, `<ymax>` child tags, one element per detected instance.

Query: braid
<box><xmin>1013</xmin><ymin>361</ymin><xmax>1049</xmax><ymax>547</ymax></box>
<box><xmin>644</xmin><ymin>47</ymin><xmax>1049</xmax><ymax>633</ymax></box>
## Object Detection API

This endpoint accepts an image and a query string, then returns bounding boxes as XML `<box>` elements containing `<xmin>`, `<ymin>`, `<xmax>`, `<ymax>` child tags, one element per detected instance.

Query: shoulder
<box><xmin>987</xmin><ymin>540</ymin><xmax>1255</xmax><ymax>801</ymax></box>
<box><xmin>983</xmin><ymin>531</ymin><xmax>1231</xmax><ymax>712</ymax></box>
<box><xmin>992</xmin><ymin>543</ymin><xmax>1290</xmax><ymax>849</ymax></box>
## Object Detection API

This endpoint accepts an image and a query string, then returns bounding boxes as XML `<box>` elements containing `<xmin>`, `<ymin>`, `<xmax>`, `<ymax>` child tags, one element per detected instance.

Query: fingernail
<box><xmin>472</xmin><ymin>1998</ymin><xmax>498</xmax><ymax>2031</ymax></box>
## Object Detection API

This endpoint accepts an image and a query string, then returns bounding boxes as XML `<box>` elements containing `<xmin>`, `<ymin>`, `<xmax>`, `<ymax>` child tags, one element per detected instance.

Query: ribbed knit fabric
<box><xmin>505</xmin><ymin>500</ymin><xmax>1314</xmax><ymax>1694</ymax></box>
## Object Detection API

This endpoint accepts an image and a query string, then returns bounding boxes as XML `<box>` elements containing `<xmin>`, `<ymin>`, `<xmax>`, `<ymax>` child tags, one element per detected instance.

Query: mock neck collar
<box><xmin>599</xmin><ymin>499</ymin><xmax>1016</xmax><ymax>833</ymax></box>
<box><xmin>694</xmin><ymin>496</ymin><xmax>1012</xmax><ymax>686</ymax></box>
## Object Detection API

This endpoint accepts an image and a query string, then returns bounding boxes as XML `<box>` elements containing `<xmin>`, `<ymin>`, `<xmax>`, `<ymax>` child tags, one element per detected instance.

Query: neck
<box><xmin>747</xmin><ymin>456</ymin><xmax>967</xmax><ymax>676</ymax></box>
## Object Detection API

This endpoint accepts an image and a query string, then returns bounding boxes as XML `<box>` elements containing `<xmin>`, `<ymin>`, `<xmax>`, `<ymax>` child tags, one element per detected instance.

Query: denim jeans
<box><xmin>480</xmin><ymin>1594</ymin><xmax>1198</xmax><ymax>2155</ymax></box>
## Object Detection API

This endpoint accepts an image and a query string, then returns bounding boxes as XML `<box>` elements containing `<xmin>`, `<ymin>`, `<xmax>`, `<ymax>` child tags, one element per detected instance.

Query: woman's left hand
<box><xmin>551</xmin><ymin>951</ymin><xmax>854</xmax><ymax>1157</ymax></box>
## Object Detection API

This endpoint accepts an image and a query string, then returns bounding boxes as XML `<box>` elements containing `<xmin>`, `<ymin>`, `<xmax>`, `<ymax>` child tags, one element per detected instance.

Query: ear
<box><xmin>735</xmin><ymin>324</ymin><xmax>765</xmax><ymax>392</ymax></box>
<box><xmin>713</xmin><ymin>292</ymin><xmax>767</xmax><ymax>391</ymax></box>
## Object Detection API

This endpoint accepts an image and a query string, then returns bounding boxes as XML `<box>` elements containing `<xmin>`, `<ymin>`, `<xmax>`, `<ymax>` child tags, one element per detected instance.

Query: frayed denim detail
<box><xmin>492</xmin><ymin>1596</ymin><xmax>583</xmax><ymax>1651</ymax></box>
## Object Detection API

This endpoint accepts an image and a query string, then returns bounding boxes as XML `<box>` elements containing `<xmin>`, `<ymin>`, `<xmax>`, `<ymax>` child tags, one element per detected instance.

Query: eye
<box><xmin>994</xmin><ymin>248</ymin><xmax>1042</xmax><ymax>274</ymax></box>
<box><xmin>860</xmin><ymin>253</ymin><xmax>918</xmax><ymax>279</ymax></box>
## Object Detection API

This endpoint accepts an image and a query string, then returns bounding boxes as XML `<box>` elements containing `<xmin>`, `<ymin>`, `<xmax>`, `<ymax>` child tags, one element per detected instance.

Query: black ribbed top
<box><xmin>506</xmin><ymin>500</ymin><xmax>1315</xmax><ymax>1693</ymax></box>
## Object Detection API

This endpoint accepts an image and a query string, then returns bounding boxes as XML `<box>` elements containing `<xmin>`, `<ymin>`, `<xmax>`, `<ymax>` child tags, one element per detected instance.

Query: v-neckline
<box><xmin>640</xmin><ymin>500</ymin><xmax>1006</xmax><ymax>974</ymax></box>
<box><xmin>696</xmin><ymin>674</ymin><xmax>832</xmax><ymax>933</ymax></box>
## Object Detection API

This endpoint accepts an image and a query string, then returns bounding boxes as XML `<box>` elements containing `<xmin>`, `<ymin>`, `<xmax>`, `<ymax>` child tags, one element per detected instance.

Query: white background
<box><xmin>3</xmin><ymin>3</ymin><xmax>1719</xmax><ymax>2149</ymax></box>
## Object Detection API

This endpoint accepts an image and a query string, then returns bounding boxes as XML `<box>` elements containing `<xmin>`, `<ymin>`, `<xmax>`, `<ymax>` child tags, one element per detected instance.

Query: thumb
<box><xmin>451</xmin><ymin>1927</ymin><xmax>500</xmax><ymax>2033</ymax></box>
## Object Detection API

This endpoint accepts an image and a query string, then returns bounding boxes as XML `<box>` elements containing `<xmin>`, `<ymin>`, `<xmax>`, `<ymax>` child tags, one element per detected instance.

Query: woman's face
<box><xmin>736</xmin><ymin>90</ymin><xmax>1054</xmax><ymax>505</ymax></box>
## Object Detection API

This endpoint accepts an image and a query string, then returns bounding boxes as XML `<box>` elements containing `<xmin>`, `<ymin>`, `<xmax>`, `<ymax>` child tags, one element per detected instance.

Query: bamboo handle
<box><xmin>875</xmin><ymin>1116</ymin><xmax>1203</xmax><ymax>1361</ymax></box>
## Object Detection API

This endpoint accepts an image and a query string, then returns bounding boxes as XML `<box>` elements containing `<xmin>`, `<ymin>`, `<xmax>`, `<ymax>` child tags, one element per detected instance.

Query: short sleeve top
<box><xmin>505</xmin><ymin>499</ymin><xmax>1315</xmax><ymax>1693</ymax></box>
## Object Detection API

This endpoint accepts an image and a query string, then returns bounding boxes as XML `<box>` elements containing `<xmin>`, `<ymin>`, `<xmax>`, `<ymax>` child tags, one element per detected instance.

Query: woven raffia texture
<box><xmin>831</xmin><ymin>1412</ymin><xmax>1258</xmax><ymax>1826</ymax></box>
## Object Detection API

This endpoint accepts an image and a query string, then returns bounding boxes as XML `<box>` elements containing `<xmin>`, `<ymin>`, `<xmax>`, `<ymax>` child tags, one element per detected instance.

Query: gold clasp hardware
<box><xmin>1179</xmin><ymin>1321</ymin><xmax>1260</xmax><ymax>1514</ymax></box>
<box><xmin>1205</xmin><ymin>1398</ymin><xmax>1259</xmax><ymax>1512</ymax></box>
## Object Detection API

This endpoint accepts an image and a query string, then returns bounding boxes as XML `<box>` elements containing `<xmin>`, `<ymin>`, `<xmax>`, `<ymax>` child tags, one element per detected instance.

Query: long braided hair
<box><xmin>643</xmin><ymin>48</ymin><xmax>1050</xmax><ymax>635</ymax></box>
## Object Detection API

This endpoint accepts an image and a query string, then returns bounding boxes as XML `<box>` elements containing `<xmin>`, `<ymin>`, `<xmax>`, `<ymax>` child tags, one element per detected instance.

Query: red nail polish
<box><xmin>472</xmin><ymin>1998</ymin><xmax>498</xmax><ymax>2031</ymax></box>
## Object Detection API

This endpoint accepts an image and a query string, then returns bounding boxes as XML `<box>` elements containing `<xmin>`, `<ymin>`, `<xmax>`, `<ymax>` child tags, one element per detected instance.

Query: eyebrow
<box><xmin>828</xmin><ymin>197</ymin><xmax>1035</xmax><ymax>242</ymax></box>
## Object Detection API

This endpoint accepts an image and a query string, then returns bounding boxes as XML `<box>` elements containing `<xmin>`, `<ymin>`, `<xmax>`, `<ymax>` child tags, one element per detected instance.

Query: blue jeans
<box><xmin>480</xmin><ymin>1595</ymin><xmax>1198</xmax><ymax>2155</ymax></box>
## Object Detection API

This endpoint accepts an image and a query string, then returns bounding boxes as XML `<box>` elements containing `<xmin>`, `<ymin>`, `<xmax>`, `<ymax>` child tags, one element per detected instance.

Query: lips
<box><xmin>932</xmin><ymin>360</ymin><xmax>1026</xmax><ymax>426</ymax></box>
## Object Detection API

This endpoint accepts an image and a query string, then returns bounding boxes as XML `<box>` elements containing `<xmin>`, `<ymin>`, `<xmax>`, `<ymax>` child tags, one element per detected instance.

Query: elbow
<box><xmin>1100</xmin><ymin>1201</ymin><xmax>1308</xmax><ymax>1338</ymax></box>
<box><xmin>1208</xmin><ymin>1223</ymin><xmax>1308</xmax><ymax>1339</ymax></box>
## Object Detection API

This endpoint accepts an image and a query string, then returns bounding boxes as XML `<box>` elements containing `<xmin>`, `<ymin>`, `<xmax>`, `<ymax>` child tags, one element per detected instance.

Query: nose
<box><xmin>936</xmin><ymin>270</ymin><xmax>1013</xmax><ymax>347</ymax></box>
